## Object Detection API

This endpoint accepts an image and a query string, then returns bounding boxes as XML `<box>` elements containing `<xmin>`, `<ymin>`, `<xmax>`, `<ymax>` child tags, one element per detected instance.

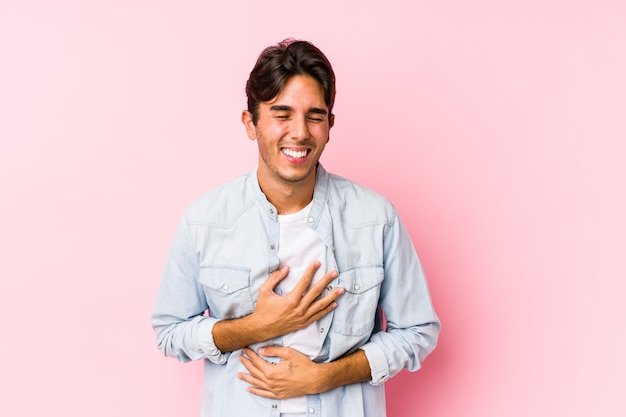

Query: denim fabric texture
<box><xmin>152</xmin><ymin>165</ymin><xmax>440</xmax><ymax>417</ymax></box>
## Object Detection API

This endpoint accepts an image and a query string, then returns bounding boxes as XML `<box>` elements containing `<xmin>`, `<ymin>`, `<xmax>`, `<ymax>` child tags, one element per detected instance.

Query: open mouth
<box><xmin>281</xmin><ymin>148</ymin><xmax>310</xmax><ymax>159</ymax></box>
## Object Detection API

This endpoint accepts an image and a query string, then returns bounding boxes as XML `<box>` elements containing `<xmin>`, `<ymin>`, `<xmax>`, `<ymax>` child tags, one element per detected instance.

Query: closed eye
<box><xmin>308</xmin><ymin>108</ymin><xmax>327</xmax><ymax>123</ymax></box>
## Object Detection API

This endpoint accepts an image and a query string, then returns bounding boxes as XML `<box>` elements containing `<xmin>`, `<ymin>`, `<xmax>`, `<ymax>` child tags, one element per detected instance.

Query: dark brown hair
<box><xmin>245</xmin><ymin>39</ymin><xmax>336</xmax><ymax>125</ymax></box>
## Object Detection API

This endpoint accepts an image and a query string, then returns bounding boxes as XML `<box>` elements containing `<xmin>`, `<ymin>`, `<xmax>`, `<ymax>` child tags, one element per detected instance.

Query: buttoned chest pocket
<box><xmin>199</xmin><ymin>267</ymin><xmax>254</xmax><ymax>320</ymax></box>
<box><xmin>333</xmin><ymin>266</ymin><xmax>384</xmax><ymax>336</ymax></box>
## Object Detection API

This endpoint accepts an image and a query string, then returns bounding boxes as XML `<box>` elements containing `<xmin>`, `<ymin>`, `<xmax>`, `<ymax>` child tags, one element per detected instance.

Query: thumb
<box><xmin>258</xmin><ymin>345</ymin><xmax>290</xmax><ymax>360</ymax></box>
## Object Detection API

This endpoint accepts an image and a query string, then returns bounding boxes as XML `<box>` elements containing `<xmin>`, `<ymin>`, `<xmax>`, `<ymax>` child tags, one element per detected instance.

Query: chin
<box><xmin>278</xmin><ymin>168</ymin><xmax>315</xmax><ymax>183</ymax></box>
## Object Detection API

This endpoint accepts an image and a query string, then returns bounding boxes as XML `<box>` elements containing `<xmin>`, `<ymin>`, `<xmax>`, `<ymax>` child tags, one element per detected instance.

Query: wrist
<box><xmin>307</xmin><ymin>361</ymin><xmax>333</xmax><ymax>394</ymax></box>
<box><xmin>316</xmin><ymin>350</ymin><xmax>372</xmax><ymax>392</ymax></box>
<box><xmin>245</xmin><ymin>311</ymin><xmax>277</xmax><ymax>342</ymax></box>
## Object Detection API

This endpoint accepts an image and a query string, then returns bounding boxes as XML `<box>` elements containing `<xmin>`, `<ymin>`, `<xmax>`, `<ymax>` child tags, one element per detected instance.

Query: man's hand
<box><xmin>238</xmin><ymin>346</ymin><xmax>325</xmax><ymax>399</ymax></box>
<box><xmin>253</xmin><ymin>261</ymin><xmax>342</xmax><ymax>337</ymax></box>
<box><xmin>238</xmin><ymin>346</ymin><xmax>372</xmax><ymax>399</ymax></box>
<box><xmin>212</xmin><ymin>261</ymin><xmax>344</xmax><ymax>353</ymax></box>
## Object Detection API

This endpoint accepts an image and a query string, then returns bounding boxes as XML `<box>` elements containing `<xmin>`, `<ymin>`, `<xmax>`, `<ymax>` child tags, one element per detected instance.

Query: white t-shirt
<box><xmin>276</xmin><ymin>202</ymin><xmax>326</xmax><ymax>413</ymax></box>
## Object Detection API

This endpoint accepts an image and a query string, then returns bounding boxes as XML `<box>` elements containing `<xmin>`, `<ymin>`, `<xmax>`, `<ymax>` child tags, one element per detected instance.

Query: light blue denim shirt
<box><xmin>151</xmin><ymin>165</ymin><xmax>440</xmax><ymax>417</ymax></box>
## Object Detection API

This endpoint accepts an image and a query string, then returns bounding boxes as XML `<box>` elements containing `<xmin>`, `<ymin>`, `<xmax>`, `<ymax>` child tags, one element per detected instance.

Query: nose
<box><xmin>291</xmin><ymin>115</ymin><xmax>309</xmax><ymax>141</ymax></box>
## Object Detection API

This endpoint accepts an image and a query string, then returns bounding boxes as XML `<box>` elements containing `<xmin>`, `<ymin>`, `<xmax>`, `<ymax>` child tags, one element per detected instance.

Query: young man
<box><xmin>152</xmin><ymin>39</ymin><xmax>440</xmax><ymax>417</ymax></box>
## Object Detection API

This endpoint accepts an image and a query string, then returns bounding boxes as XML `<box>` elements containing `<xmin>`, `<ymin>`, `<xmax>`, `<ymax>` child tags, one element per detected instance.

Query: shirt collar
<box><xmin>248</xmin><ymin>164</ymin><xmax>330</xmax><ymax>223</ymax></box>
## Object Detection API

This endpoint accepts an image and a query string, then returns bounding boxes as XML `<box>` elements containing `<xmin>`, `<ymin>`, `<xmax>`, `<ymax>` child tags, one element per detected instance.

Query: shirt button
<box><xmin>270</xmin><ymin>244</ymin><xmax>276</xmax><ymax>250</ymax></box>
<box><xmin>320</xmin><ymin>328</ymin><xmax>324</xmax><ymax>333</ymax></box>
<box><xmin>326</xmin><ymin>285</ymin><xmax>333</xmax><ymax>292</ymax></box>
<box><xmin>307</xmin><ymin>217</ymin><xmax>314</xmax><ymax>223</ymax></box>
<box><xmin>354</xmin><ymin>284</ymin><xmax>360</xmax><ymax>291</ymax></box>
<box><xmin>269</xmin><ymin>208</ymin><xmax>275</xmax><ymax>214</ymax></box>
<box><xmin>309</xmin><ymin>407</ymin><xmax>315</xmax><ymax>414</ymax></box>
<box><xmin>271</xmin><ymin>404</ymin><xmax>277</xmax><ymax>409</ymax></box>
<box><xmin>222</xmin><ymin>284</ymin><xmax>229</xmax><ymax>291</ymax></box>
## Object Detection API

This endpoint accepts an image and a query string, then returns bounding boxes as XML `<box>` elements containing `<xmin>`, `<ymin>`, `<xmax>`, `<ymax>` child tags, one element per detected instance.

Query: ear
<box><xmin>241</xmin><ymin>110</ymin><xmax>257</xmax><ymax>140</ymax></box>
<box><xmin>326</xmin><ymin>113</ymin><xmax>335</xmax><ymax>143</ymax></box>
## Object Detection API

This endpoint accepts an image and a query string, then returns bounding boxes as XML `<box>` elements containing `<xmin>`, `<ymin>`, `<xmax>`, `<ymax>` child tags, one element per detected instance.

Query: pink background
<box><xmin>2</xmin><ymin>1</ymin><xmax>625</xmax><ymax>416</ymax></box>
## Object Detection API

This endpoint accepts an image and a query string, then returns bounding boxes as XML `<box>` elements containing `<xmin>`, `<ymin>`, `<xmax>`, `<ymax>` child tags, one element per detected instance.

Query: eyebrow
<box><xmin>269</xmin><ymin>105</ymin><xmax>328</xmax><ymax>115</ymax></box>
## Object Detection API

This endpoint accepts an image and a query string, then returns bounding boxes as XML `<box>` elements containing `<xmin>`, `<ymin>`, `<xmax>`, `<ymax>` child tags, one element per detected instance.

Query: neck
<box><xmin>257</xmin><ymin>169</ymin><xmax>317</xmax><ymax>215</ymax></box>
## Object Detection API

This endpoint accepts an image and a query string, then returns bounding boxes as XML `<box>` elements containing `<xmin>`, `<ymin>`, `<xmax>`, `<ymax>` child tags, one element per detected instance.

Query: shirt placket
<box><xmin>266</xmin><ymin>204</ymin><xmax>280</xmax><ymax>273</ymax></box>
<box><xmin>306</xmin><ymin>395</ymin><xmax>322</xmax><ymax>417</ymax></box>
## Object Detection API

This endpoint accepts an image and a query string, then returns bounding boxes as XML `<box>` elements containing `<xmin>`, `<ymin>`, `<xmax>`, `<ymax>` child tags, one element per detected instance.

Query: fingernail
<box><xmin>258</xmin><ymin>347</ymin><xmax>265</xmax><ymax>355</ymax></box>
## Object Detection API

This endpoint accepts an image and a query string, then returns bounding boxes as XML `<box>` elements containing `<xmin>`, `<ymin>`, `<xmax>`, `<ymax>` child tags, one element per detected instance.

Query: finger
<box><xmin>307</xmin><ymin>299</ymin><xmax>340</xmax><ymax>322</ymax></box>
<box><xmin>308</xmin><ymin>269</ymin><xmax>339</xmax><ymax>296</ymax></box>
<box><xmin>258</xmin><ymin>345</ymin><xmax>290</xmax><ymax>360</ymax></box>
<box><xmin>246</xmin><ymin>385</ymin><xmax>279</xmax><ymax>399</ymax></box>
<box><xmin>289</xmin><ymin>261</ymin><xmax>321</xmax><ymax>297</ymax></box>
<box><xmin>261</xmin><ymin>265</ymin><xmax>290</xmax><ymax>291</ymax></box>
<box><xmin>300</xmin><ymin>269</ymin><xmax>339</xmax><ymax>305</ymax></box>
<box><xmin>238</xmin><ymin>367</ymin><xmax>278</xmax><ymax>399</ymax></box>
<box><xmin>242</xmin><ymin>348</ymin><xmax>278</xmax><ymax>371</ymax></box>
<box><xmin>242</xmin><ymin>347</ymin><xmax>264</xmax><ymax>364</ymax></box>
<box><xmin>305</xmin><ymin>286</ymin><xmax>345</xmax><ymax>319</ymax></box>
<box><xmin>239</xmin><ymin>355</ymin><xmax>265</xmax><ymax>381</ymax></box>
<box><xmin>240</xmin><ymin>349</ymin><xmax>275</xmax><ymax>383</ymax></box>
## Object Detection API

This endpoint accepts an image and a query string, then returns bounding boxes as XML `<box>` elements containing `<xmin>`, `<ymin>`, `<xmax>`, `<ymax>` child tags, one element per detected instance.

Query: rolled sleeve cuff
<box><xmin>359</xmin><ymin>342</ymin><xmax>390</xmax><ymax>385</ymax></box>
<box><xmin>197</xmin><ymin>318</ymin><xmax>230</xmax><ymax>364</ymax></box>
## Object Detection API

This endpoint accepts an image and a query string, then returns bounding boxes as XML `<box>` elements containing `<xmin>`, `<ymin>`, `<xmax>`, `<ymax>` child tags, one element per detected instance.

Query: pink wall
<box><xmin>1</xmin><ymin>1</ymin><xmax>624</xmax><ymax>416</ymax></box>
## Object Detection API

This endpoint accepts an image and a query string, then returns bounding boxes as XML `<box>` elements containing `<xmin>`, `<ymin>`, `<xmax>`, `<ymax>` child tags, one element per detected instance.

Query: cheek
<box><xmin>261</xmin><ymin>123</ymin><xmax>288</xmax><ymax>141</ymax></box>
<box><xmin>311</xmin><ymin>126</ymin><xmax>330</xmax><ymax>141</ymax></box>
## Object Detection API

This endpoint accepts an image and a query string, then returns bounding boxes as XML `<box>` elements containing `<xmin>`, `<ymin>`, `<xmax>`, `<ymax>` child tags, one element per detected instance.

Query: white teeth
<box><xmin>283</xmin><ymin>149</ymin><xmax>307</xmax><ymax>158</ymax></box>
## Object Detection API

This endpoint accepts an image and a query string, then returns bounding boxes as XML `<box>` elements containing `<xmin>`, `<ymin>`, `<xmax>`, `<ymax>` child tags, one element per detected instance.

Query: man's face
<box><xmin>243</xmin><ymin>74</ymin><xmax>334</xmax><ymax>187</ymax></box>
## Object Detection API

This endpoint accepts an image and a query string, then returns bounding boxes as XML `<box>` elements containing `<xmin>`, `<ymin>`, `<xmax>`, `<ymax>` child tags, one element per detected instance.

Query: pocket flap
<box><xmin>199</xmin><ymin>266</ymin><xmax>251</xmax><ymax>294</ymax></box>
<box><xmin>338</xmin><ymin>266</ymin><xmax>384</xmax><ymax>294</ymax></box>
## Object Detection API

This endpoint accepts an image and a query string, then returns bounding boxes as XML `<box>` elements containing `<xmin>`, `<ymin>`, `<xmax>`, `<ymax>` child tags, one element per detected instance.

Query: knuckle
<box><xmin>265</xmin><ymin>371</ymin><xmax>279</xmax><ymax>383</ymax></box>
<box><xmin>285</xmin><ymin>297</ymin><xmax>300</xmax><ymax>310</ymax></box>
<box><xmin>292</xmin><ymin>305</ymin><xmax>307</xmax><ymax>317</ymax></box>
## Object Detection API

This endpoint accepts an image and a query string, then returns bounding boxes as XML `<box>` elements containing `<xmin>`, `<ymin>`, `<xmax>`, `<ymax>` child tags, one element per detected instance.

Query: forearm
<box><xmin>212</xmin><ymin>314</ymin><xmax>276</xmax><ymax>353</ymax></box>
<box><xmin>314</xmin><ymin>349</ymin><xmax>371</xmax><ymax>393</ymax></box>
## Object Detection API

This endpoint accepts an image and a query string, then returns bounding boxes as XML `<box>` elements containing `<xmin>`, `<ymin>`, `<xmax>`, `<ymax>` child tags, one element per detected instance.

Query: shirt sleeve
<box><xmin>363</xmin><ymin>210</ymin><xmax>441</xmax><ymax>385</ymax></box>
<box><xmin>151</xmin><ymin>213</ymin><xmax>229</xmax><ymax>365</ymax></box>
<box><xmin>359</xmin><ymin>342</ymin><xmax>390</xmax><ymax>384</ymax></box>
